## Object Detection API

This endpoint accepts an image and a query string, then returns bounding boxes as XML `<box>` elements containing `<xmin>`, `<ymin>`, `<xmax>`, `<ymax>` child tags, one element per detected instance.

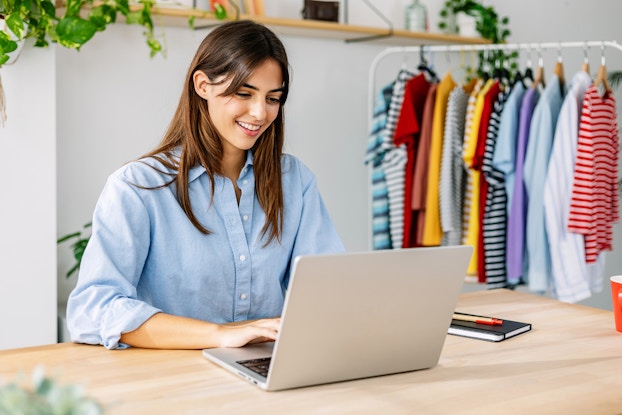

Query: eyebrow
<box><xmin>243</xmin><ymin>83</ymin><xmax>285</xmax><ymax>93</ymax></box>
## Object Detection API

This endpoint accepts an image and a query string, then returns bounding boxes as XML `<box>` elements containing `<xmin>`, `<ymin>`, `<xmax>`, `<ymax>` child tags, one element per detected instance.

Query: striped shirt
<box><xmin>568</xmin><ymin>86</ymin><xmax>619</xmax><ymax>263</ymax></box>
<box><xmin>543</xmin><ymin>71</ymin><xmax>604</xmax><ymax>303</ymax></box>
<box><xmin>439</xmin><ymin>85</ymin><xmax>469</xmax><ymax>246</ymax></box>
<box><xmin>366</xmin><ymin>83</ymin><xmax>395</xmax><ymax>249</ymax></box>
<box><xmin>482</xmin><ymin>84</ymin><xmax>510</xmax><ymax>288</ymax></box>
<box><xmin>382</xmin><ymin>70</ymin><xmax>415</xmax><ymax>249</ymax></box>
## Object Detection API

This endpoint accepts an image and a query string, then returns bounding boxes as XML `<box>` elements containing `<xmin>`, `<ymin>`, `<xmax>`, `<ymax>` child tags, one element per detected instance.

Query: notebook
<box><xmin>202</xmin><ymin>245</ymin><xmax>473</xmax><ymax>391</ymax></box>
<box><xmin>448</xmin><ymin>314</ymin><xmax>532</xmax><ymax>342</ymax></box>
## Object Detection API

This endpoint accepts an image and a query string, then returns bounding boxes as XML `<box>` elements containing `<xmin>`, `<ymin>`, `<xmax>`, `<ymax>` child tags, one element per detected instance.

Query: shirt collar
<box><xmin>187</xmin><ymin>150</ymin><xmax>255</xmax><ymax>183</ymax></box>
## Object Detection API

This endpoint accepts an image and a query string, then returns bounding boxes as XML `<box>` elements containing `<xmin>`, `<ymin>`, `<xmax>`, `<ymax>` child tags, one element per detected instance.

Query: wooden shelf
<box><xmin>147</xmin><ymin>6</ymin><xmax>491</xmax><ymax>46</ymax></box>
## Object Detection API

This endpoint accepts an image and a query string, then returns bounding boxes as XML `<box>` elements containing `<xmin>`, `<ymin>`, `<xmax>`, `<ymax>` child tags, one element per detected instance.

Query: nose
<box><xmin>249</xmin><ymin>98</ymin><xmax>266</xmax><ymax>121</ymax></box>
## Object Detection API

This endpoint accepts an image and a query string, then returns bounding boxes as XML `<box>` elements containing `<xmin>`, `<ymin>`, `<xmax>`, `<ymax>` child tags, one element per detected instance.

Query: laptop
<box><xmin>202</xmin><ymin>245</ymin><xmax>473</xmax><ymax>391</ymax></box>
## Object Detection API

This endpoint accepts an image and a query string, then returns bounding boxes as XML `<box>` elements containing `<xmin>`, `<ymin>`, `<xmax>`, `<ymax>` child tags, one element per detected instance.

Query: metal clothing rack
<box><xmin>366</xmin><ymin>39</ymin><xmax>621</xmax><ymax>252</ymax></box>
<box><xmin>368</xmin><ymin>40</ymin><xmax>622</xmax><ymax>118</ymax></box>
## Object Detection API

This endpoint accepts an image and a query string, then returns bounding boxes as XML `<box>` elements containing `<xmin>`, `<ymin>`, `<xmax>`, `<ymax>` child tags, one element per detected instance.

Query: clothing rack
<box><xmin>369</xmin><ymin>40</ymin><xmax>622</xmax><ymax>118</ymax></box>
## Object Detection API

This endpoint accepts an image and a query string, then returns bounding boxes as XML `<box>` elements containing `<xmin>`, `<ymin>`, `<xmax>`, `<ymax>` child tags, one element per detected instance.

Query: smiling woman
<box><xmin>65</xmin><ymin>19</ymin><xmax>345</xmax><ymax>351</ymax></box>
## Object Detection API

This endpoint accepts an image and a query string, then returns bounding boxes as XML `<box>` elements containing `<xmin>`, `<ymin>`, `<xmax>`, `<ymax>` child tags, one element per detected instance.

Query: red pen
<box><xmin>452</xmin><ymin>313</ymin><xmax>503</xmax><ymax>326</ymax></box>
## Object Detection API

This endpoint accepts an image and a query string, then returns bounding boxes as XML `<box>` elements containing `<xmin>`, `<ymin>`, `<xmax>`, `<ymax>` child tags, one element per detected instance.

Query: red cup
<box><xmin>611</xmin><ymin>276</ymin><xmax>622</xmax><ymax>333</ymax></box>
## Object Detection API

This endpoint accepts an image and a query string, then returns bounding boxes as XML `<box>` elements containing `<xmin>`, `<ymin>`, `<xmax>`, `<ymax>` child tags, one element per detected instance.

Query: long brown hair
<box><xmin>141</xmin><ymin>20</ymin><xmax>290</xmax><ymax>244</ymax></box>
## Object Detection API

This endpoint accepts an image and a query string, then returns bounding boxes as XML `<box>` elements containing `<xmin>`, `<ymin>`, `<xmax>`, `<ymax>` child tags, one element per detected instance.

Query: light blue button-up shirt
<box><xmin>67</xmin><ymin>151</ymin><xmax>344</xmax><ymax>349</ymax></box>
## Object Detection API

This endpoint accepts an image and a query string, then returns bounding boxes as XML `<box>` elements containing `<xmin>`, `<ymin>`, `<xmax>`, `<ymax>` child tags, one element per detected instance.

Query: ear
<box><xmin>193</xmin><ymin>70</ymin><xmax>210</xmax><ymax>100</ymax></box>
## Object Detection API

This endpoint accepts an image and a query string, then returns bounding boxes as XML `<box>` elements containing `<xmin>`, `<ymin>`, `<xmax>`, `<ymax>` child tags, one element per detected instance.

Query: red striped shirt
<box><xmin>568</xmin><ymin>86</ymin><xmax>619</xmax><ymax>263</ymax></box>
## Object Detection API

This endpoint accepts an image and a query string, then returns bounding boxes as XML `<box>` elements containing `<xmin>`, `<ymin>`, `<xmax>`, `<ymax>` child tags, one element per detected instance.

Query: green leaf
<box><xmin>89</xmin><ymin>5</ymin><xmax>117</xmax><ymax>31</ymax></box>
<box><xmin>41</xmin><ymin>0</ymin><xmax>56</xmax><ymax>17</ymax></box>
<box><xmin>57</xmin><ymin>231</ymin><xmax>81</xmax><ymax>244</ymax></box>
<box><xmin>64</xmin><ymin>0</ymin><xmax>83</xmax><ymax>17</ymax></box>
<box><xmin>5</xmin><ymin>13</ymin><xmax>26</xmax><ymax>39</ymax></box>
<box><xmin>56</xmin><ymin>16</ymin><xmax>97</xmax><ymax>48</ymax></box>
<box><xmin>214</xmin><ymin>3</ymin><xmax>226</xmax><ymax>19</ymax></box>
<box><xmin>115</xmin><ymin>0</ymin><xmax>131</xmax><ymax>16</ymax></box>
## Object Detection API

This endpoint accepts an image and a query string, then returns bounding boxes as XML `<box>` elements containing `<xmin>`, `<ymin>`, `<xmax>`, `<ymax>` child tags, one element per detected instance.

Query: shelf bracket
<box><xmin>345</xmin><ymin>0</ymin><xmax>393</xmax><ymax>43</ymax></box>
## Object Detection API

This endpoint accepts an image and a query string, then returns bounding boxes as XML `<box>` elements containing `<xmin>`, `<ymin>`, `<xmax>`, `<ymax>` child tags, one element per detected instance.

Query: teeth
<box><xmin>238</xmin><ymin>121</ymin><xmax>261</xmax><ymax>131</ymax></box>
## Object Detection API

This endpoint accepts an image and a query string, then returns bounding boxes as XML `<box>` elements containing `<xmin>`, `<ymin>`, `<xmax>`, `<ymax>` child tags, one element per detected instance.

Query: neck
<box><xmin>222</xmin><ymin>150</ymin><xmax>246</xmax><ymax>183</ymax></box>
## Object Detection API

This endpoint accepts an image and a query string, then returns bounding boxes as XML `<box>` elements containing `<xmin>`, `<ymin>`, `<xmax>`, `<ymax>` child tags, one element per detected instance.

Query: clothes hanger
<box><xmin>480</xmin><ymin>49</ymin><xmax>491</xmax><ymax>81</ymax></box>
<box><xmin>553</xmin><ymin>45</ymin><xmax>565</xmax><ymax>95</ymax></box>
<box><xmin>594</xmin><ymin>43</ymin><xmax>612</xmax><ymax>95</ymax></box>
<box><xmin>554</xmin><ymin>45</ymin><xmax>565</xmax><ymax>86</ymax></box>
<box><xmin>581</xmin><ymin>43</ymin><xmax>590</xmax><ymax>74</ymax></box>
<box><xmin>417</xmin><ymin>46</ymin><xmax>439</xmax><ymax>82</ymax></box>
<box><xmin>523</xmin><ymin>47</ymin><xmax>535</xmax><ymax>85</ymax></box>
<box><xmin>531</xmin><ymin>46</ymin><xmax>545</xmax><ymax>89</ymax></box>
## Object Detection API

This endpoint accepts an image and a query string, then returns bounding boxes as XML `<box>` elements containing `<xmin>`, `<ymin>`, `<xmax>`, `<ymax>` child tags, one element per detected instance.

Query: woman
<box><xmin>67</xmin><ymin>20</ymin><xmax>344</xmax><ymax>350</ymax></box>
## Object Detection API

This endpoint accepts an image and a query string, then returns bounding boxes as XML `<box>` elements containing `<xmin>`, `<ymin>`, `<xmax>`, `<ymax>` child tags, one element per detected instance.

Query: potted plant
<box><xmin>438</xmin><ymin>0</ymin><xmax>516</xmax><ymax>77</ymax></box>
<box><xmin>57</xmin><ymin>222</ymin><xmax>92</xmax><ymax>278</ymax></box>
<box><xmin>0</xmin><ymin>367</ymin><xmax>102</xmax><ymax>414</ymax></box>
<box><xmin>0</xmin><ymin>0</ymin><xmax>164</xmax><ymax>67</ymax></box>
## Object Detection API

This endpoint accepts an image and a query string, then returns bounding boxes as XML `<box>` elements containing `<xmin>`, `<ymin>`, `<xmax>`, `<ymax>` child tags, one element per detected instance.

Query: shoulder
<box><xmin>110</xmin><ymin>154</ymin><xmax>178</xmax><ymax>188</ymax></box>
<box><xmin>281</xmin><ymin>154</ymin><xmax>317</xmax><ymax>187</ymax></box>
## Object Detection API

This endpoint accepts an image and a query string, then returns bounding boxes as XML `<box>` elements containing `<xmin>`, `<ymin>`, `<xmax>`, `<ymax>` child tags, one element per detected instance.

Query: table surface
<box><xmin>1</xmin><ymin>289</ymin><xmax>621</xmax><ymax>415</ymax></box>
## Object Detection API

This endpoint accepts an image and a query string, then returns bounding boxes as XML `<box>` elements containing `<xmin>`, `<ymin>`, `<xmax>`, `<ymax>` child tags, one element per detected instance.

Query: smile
<box><xmin>237</xmin><ymin>121</ymin><xmax>262</xmax><ymax>131</ymax></box>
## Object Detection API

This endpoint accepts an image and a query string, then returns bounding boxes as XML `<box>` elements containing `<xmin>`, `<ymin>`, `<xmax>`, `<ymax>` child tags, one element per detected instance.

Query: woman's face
<box><xmin>201</xmin><ymin>59</ymin><xmax>284</xmax><ymax>159</ymax></box>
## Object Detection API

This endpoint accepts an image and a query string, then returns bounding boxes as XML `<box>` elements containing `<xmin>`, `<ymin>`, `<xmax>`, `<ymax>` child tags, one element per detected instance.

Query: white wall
<box><xmin>0</xmin><ymin>42</ymin><xmax>57</xmax><ymax>349</ymax></box>
<box><xmin>3</xmin><ymin>0</ymin><xmax>622</xmax><ymax>348</ymax></box>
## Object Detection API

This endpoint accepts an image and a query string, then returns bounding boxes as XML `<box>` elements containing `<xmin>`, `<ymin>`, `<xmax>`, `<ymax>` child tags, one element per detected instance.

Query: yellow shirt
<box><xmin>461</xmin><ymin>78</ymin><xmax>493</xmax><ymax>275</ymax></box>
<box><xmin>421</xmin><ymin>73</ymin><xmax>457</xmax><ymax>246</ymax></box>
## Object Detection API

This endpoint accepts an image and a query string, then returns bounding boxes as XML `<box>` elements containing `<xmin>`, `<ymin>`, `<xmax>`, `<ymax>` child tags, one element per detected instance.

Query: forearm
<box><xmin>120</xmin><ymin>312</ymin><xmax>220</xmax><ymax>349</ymax></box>
<box><xmin>119</xmin><ymin>312</ymin><xmax>281</xmax><ymax>350</ymax></box>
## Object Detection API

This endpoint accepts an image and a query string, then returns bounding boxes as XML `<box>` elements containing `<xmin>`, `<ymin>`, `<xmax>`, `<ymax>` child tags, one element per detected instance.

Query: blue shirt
<box><xmin>523</xmin><ymin>75</ymin><xmax>565</xmax><ymax>292</ymax></box>
<box><xmin>67</xmin><ymin>151</ymin><xmax>344</xmax><ymax>349</ymax></box>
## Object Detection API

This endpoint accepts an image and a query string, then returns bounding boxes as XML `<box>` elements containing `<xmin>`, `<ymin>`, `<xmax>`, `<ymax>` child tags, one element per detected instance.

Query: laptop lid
<box><xmin>202</xmin><ymin>245</ymin><xmax>472</xmax><ymax>391</ymax></box>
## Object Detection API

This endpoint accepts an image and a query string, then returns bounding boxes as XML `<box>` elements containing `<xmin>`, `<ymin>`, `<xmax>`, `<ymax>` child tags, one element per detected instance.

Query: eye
<box><xmin>267</xmin><ymin>96</ymin><xmax>282</xmax><ymax>105</ymax></box>
<box><xmin>235</xmin><ymin>92</ymin><xmax>251</xmax><ymax>99</ymax></box>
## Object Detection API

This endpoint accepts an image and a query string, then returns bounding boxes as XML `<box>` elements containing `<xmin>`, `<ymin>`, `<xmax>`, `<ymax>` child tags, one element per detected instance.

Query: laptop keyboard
<box><xmin>237</xmin><ymin>357</ymin><xmax>271</xmax><ymax>378</ymax></box>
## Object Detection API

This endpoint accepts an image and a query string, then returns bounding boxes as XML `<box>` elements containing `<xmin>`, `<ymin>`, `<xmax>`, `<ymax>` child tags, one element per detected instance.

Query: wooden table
<box><xmin>1</xmin><ymin>289</ymin><xmax>621</xmax><ymax>414</ymax></box>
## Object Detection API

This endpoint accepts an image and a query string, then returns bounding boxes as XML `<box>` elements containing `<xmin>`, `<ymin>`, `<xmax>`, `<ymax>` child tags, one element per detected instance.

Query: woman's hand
<box><xmin>217</xmin><ymin>317</ymin><xmax>281</xmax><ymax>348</ymax></box>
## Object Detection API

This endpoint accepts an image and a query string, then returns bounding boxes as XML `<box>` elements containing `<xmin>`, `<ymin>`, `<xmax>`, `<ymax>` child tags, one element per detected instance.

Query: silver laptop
<box><xmin>202</xmin><ymin>245</ymin><xmax>472</xmax><ymax>391</ymax></box>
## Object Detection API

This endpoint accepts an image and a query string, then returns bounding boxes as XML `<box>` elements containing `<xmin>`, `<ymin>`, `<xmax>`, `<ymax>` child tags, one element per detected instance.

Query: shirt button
<box><xmin>242</xmin><ymin>179</ymin><xmax>249</xmax><ymax>185</ymax></box>
<box><xmin>240</xmin><ymin>293</ymin><xmax>247</xmax><ymax>300</ymax></box>
<box><xmin>239</xmin><ymin>255</ymin><xmax>246</xmax><ymax>261</ymax></box>
<box><xmin>242</xmin><ymin>215</ymin><xmax>249</xmax><ymax>221</ymax></box>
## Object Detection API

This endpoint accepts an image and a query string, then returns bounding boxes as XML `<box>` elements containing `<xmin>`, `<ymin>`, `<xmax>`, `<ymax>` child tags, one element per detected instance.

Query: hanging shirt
<box><xmin>482</xmin><ymin>84</ymin><xmax>510</xmax><ymax>289</ymax></box>
<box><xmin>568</xmin><ymin>86</ymin><xmax>620</xmax><ymax>264</ymax></box>
<box><xmin>506</xmin><ymin>87</ymin><xmax>540</xmax><ymax>286</ymax></box>
<box><xmin>422</xmin><ymin>73</ymin><xmax>457</xmax><ymax>246</ymax></box>
<box><xmin>460</xmin><ymin>80</ymin><xmax>484</xmax><ymax>260</ymax></box>
<box><xmin>543</xmin><ymin>71</ymin><xmax>604</xmax><ymax>303</ymax></box>
<box><xmin>394</xmin><ymin>73</ymin><xmax>431</xmax><ymax>248</ymax></box>
<box><xmin>523</xmin><ymin>75</ymin><xmax>565</xmax><ymax>292</ymax></box>
<box><xmin>492</xmin><ymin>82</ymin><xmax>526</xmax><ymax>209</ymax></box>
<box><xmin>67</xmin><ymin>151</ymin><xmax>345</xmax><ymax>349</ymax></box>
<box><xmin>462</xmin><ymin>79</ymin><xmax>493</xmax><ymax>276</ymax></box>
<box><xmin>474</xmin><ymin>80</ymin><xmax>501</xmax><ymax>283</ymax></box>
<box><xmin>439</xmin><ymin>84</ymin><xmax>470</xmax><ymax>246</ymax></box>
<box><xmin>366</xmin><ymin>83</ymin><xmax>395</xmax><ymax>249</ymax></box>
<box><xmin>411</xmin><ymin>84</ymin><xmax>438</xmax><ymax>247</ymax></box>
<box><xmin>382</xmin><ymin>70</ymin><xmax>415</xmax><ymax>249</ymax></box>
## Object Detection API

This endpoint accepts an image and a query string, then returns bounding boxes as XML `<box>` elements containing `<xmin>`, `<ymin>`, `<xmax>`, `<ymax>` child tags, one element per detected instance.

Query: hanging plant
<box><xmin>0</xmin><ymin>0</ymin><xmax>165</xmax><ymax>126</ymax></box>
<box><xmin>0</xmin><ymin>0</ymin><xmax>164</xmax><ymax>65</ymax></box>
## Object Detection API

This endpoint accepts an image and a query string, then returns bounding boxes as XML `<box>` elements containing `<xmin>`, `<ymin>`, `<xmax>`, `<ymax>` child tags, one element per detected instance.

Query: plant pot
<box><xmin>0</xmin><ymin>19</ymin><xmax>27</xmax><ymax>65</ymax></box>
<box><xmin>456</xmin><ymin>12</ymin><xmax>477</xmax><ymax>37</ymax></box>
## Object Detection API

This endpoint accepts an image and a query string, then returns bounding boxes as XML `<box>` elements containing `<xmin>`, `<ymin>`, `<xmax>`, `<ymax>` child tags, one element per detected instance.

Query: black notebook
<box><xmin>448</xmin><ymin>314</ymin><xmax>532</xmax><ymax>342</ymax></box>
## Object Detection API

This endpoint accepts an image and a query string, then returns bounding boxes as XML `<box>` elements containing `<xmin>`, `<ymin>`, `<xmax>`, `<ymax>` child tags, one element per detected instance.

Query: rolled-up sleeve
<box><xmin>66</xmin><ymin>173</ymin><xmax>161</xmax><ymax>349</ymax></box>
